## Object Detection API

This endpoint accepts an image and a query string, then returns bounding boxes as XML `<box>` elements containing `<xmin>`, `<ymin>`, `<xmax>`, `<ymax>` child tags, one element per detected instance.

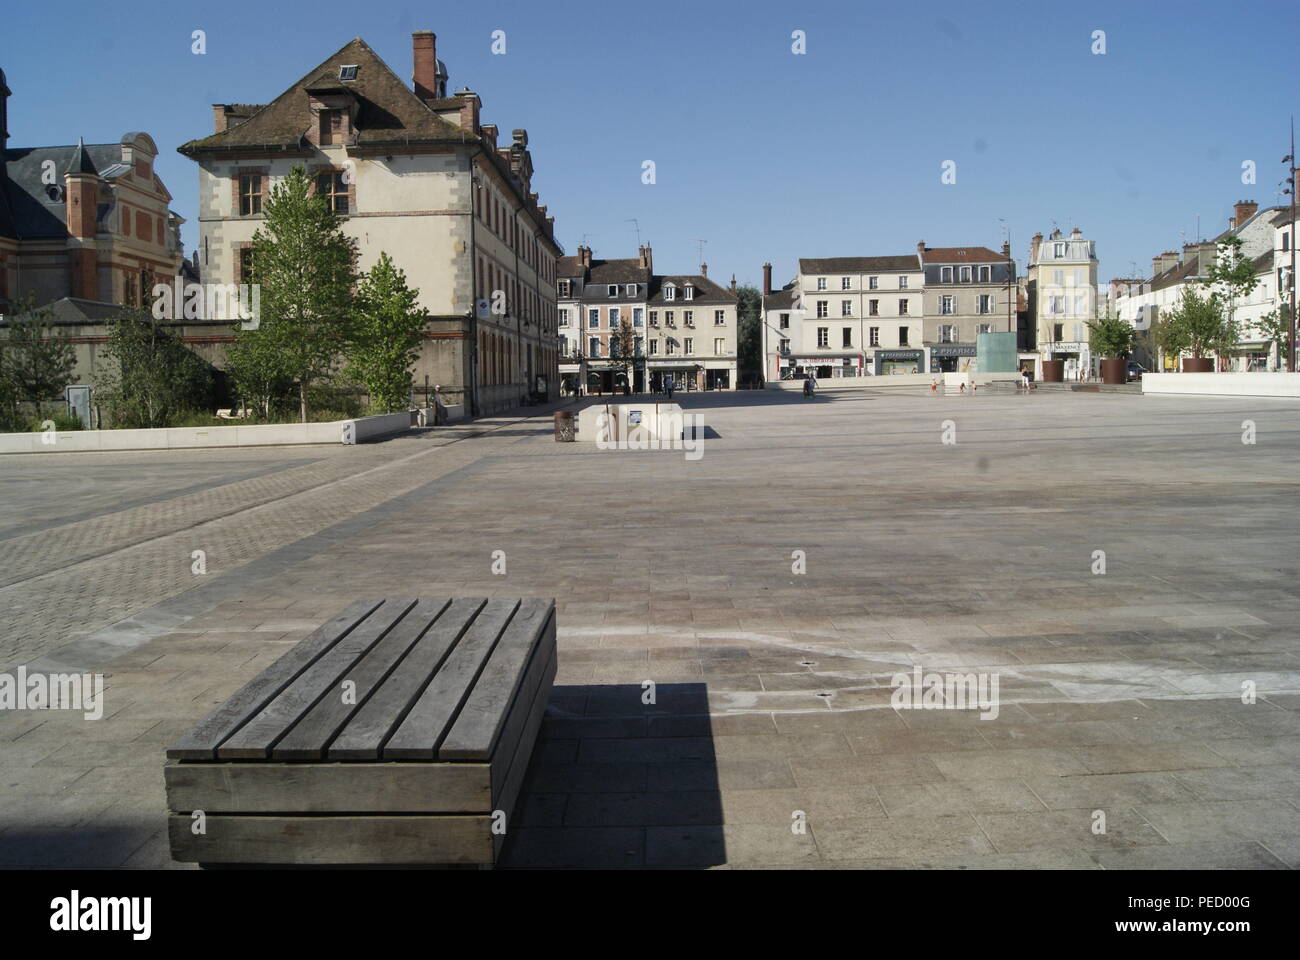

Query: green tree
<box><xmin>1085</xmin><ymin>313</ymin><xmax>1137</xmax><ymax>359</ymax></box>
<box><xmin>609</xmin><ymin>317</ymin><xmax>638</xmax><ymax>392</ymax></box>
<box><xmin>1257</xmin><ymin>303</ymin><xmax>1293</xmax><ymax>370</ymax></box>
<box><xmin>3</xmin><ymin>295</ymin><xmax>76</xmax><ymax>401</ymax></box>
<box><xmin>734</xmin><ymin>284</ymin><xmax>762</xmax><ymax>386</ymax></box>
<box><xmin>345</xmin><ymin>252</ymin><xmax>427</xmax><ymax>413</ymax></box>
<box><xmin>1164</xmin><ymin>285</ymin><xmax>1236</xmax><ymax>361</ymax></box>
<box><xmin>96</xmin><ymin>306</ymin><xmax>213</xmax><ymax>428</ymax></box>
<box><xmin>246</xmin><ymin>165</ymin><xmax>357</xmax><ymax>422</ymax></box>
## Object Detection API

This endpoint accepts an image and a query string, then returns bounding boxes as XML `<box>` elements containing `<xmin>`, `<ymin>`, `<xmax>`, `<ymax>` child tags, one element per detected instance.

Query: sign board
<box><xmin>65</xmin><ymin>385</ymin><xmax>91</xmax><ymax>428</ymax></box>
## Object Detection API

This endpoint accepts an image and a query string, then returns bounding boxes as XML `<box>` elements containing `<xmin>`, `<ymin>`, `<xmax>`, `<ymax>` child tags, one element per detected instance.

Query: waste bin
<box><xmin>554</xmin><ymin>410</ymin><xmax>576</xmax><ymax>442</ymax></box>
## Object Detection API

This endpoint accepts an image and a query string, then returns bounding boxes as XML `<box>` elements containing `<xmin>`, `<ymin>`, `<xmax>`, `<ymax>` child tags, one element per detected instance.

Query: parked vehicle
<box><xmin>1126</xmin><ymin>361</ymin><xmax>1147</xmax><ymax>382</ymax></box>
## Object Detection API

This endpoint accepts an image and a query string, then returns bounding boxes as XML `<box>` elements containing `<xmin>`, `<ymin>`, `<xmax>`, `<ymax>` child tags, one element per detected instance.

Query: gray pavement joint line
<box><xmin>0</xmin><ymin>412</ymin><xmax>547</xmax><ymax>593</ymax></box>
<box><xmin>20</xmin><ymin>454</ymin><xmax>503</xmax><ymax>674</ymax></box>
<box><xmin>0</xmin><ymin>459</ymin><xmax>324</xmax><ymax>543</ymax></box>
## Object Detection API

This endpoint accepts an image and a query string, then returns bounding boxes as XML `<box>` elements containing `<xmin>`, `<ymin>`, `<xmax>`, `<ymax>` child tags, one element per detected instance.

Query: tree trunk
<box><xmin>299</xmin><ymin>382</ymin><xmax>308</xmax><ymax>424</ymax></box>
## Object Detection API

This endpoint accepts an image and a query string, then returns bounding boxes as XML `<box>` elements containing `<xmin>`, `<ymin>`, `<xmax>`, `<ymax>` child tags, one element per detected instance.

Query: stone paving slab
<box><xmin>1</xmin><ymin>389</ymin><xmax>1298</xmax><ymax>868</ymax></box>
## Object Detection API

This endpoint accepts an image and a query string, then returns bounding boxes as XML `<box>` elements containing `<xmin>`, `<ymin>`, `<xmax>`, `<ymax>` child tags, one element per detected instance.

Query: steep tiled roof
<box><xmin>921</xmin><ymin>246</ymin><xmax>1008</xmax><ymax>263</ymax></box>
<box><xmin>1150</xmin><ymin>256</ymin><xmax>1201</xmax><ymax>293</ymax></box>
<box><xmin>763</xmin><ymin>287</ymin><xmax>796</xmax><ymax>310</ymax></box>
<box><xmin>799</xmin><ymin>255</ymin><xmax>919</xmax><ymax>274</ymax></box>
<box><xmin>177</xmin><ymin>37</ymin><xmax>471</xmax><ymax>155</ymax></box>
<box><xmin>648</xmin><ymin>274</ymin><xmax>735</xmax><ymax>304</ymax></box>
<box><xmin>1</xmin><ymin>142</ymin><xmax>122</xmax><ymax>238</ymax></box>
<box><xmin>588</xmin><ymin>259</ymin><xmax>649</xmax><ymax>285</ymax></box>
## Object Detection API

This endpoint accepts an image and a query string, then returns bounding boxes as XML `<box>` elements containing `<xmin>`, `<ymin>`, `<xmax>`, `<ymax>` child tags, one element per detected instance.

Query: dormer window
<box><xmin>625</xmin><ymin>284</ymin><xmax>636</xmax><ymax>296</ymax></box>
<box><xmin>607</xmin><ymin>285</ymin><xmax>618</xmax><ymax>297</ymax></box>
<box><xmin>320</xmin><ymin>109</ymin><xmax>345</xmax><ymax>145</ymax></box>
<box><xmin>1054</xmin><ymin>243</ymin><xmax>1065</xmax><ymax>258</ymax></box>
<box><xmin>959</xmin><ymin>266</ymin><xmax>972</xmax><ymax>282</ymax></box>
<box><xmin>338</xmin><ymin>65</ymin><xmax>358</xmax><ymax>81</ymax></box>
<box><xmin>665</xmin><ymin>284</ymin><xmax>676</xmax><ymax>301</ymax></box>
<box><xmin>558</xmin><ymin>279</ymin><xmax>570</xmax><ymax>296</ymax></box>
<box><xmin>940</xmin><ymin>266</ymin><xmax>952</xmax><ymax>283</ymax></box>
<box><xmin>684</xmin><ymin>284</ymin><xmax>695</xmax><ymax>301</ymax></box>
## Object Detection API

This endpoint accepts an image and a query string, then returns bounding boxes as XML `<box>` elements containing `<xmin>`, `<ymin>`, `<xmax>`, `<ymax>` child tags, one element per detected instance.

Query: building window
<box><xmin>665</xmin><ymin>311</ymin><xmax>675</xmax><ymax>325</ymax></box>
<box><xmin>684</xmin><ymin>285</ymin><xmax>695</xmax><ymax>301</ymax></box>
<box><xmin>1052</xmin><ymin>323</ymin><xmax>1064</xmax><ymax>341</ymax></box>
<box><xmin>684</xmin><ymin>338</ymin><xmax>693</xmax><ymax>353</ymax></box>
<box><xmin>841</xmin><ymin>300</ymin><xmax>852</xmax><ymax>317</ymax></box>
<box><xmin>978</xmin><ymin>265</ymin><xmax>991</xmax><ymax>282</ymax></box>
<box><xmin>559</xmin><ymin>309</ymin><xmax>570</xmax><ymax>327</ymax></box>
<box><xmin>977</xmin><ymin>294</ymin><xmax>992</xmax><ymax>314</ymax></box>
<box><xmin>869</xmin><ymin>327</ymin><xmax>880</xmax><ymax>346</ymax></box>
<box><xmin>899</xmin><ymin>327</ymin><xmax>910</xmax><ymax>346</ymax></box>
<box><xmin>939</xmin><ymin>324</ymin><xmax>955</xmax><ymax>344</ymax></box>
<box><xmin>868</xmin><ymin>299</ymin><xmax>879</xmax><ymax>316</ymax></box>
<box><xmin>607</xmin><ymin>285</ymin><xmax>618</xmax><ymax>297</ymax></box>
<box><xmin>667</xmin><ymin>339</ymin><xmax>677</xmax><ymax>355</ymax></box>
<box><xmin>940</xmin><ymin>295</ymin><xmax>954</xmax><ymax>315</ymax></box>
<box><xmin>1049</xmin><ymin>295</ymin><xmax>1065</xmax><ymax>315</ymax></box>
<box><xmin>238</xmin><ymin>173</ymin><xmax>263</xmax><ymax>216</ymax></box>
<box><xmin>626</xmin><ymin>284</ymin><xmax>637</xmax><ymax>296</ymax></box>
<box><xmin>314</xmin><ymin>171</ymin><xmax>349</xmax><ymax>213</ymax></box>
<box><xmin>714</xmin><ymin>310</ymin><xmax>725</xmax><ymax>324</ymax></box>
<box><xmin>664</xmin><ymin>285</ymin><xmax>676</xmax><ymax>301</ymax></box>
<box><xmin>898</xmin><ymin>299</ymin><xmax>909</xmax><ymax>315</ymax></box>
<box><xmin>817</xmin><ymin>327</ymin><xmax>829</xmax><ymax>348</ymax></box>
<box><xmin>842</xmin><ymin>328</ymin><xmax>852</xmax><ymax>347</ymax></box>
<box><xmin>1053</xmin><ymin>269</ymin><xmax>1065</xmax><ymax>286</ymax></box>
<box><xmin>715</xmin><ymin>338</ymin><xmax>725</xmax><ymax>355</ymax></box>
<box><xmin>779</xmin><ymin>338</ymin><xmax>790</xmax><ymax>353</ymax></box>
<box><xmin>319</xmin><ymin>109</ymin><xmax>345</xmax><ymax>145</ymax></box>
<box><xmin>779</xmin><ymin>313</ymin><xmax>789</xmax><ymax>329</ymax></box>
<box><xmin>649</xmin><ymin>311</ymin><xmax>658</xmax><ymax>325</ymax></box>
<box><xmin>684</xmin><ymin>311</ymin><xmax>694</xmax><ymax>325</ymax></box>
<box><xmin>1054</xmin><ymin>243</ymin><xmax>1065</xmax><ymax>258</ymax></box>
<box><xmin>868</xmin><ymin>276</ymin><xmax>878</xmax><ymax>289</ymax></box>
<box><xmin>609</xmin><ymin>307</ymin><xmax>620</xmax><ymax>327</ymax></box>
<box><xmin>589</xmin><ymin>337</ymin><xmax>601</xmax><ymax>357</ymax></box>
<box><xmin>589</xmin><ymin>309</ymin><xmax>599</xmax><ymax>328</ymax></box>
<box><xmin>977</xmin><ymin>323</ymin><xmax>992</xmax><ymax>334</ymax></box>
<box><xmin>841</xmin><ymin>276</ymin><xmax>851</xmax><ymax>290</ymax></box>
<box><xmin>558</xmin><ymin>279</ymin><xmax>570</xmax><ymax>296</ymax></box>
<box><xmin>649</xmin><ymin>339</ymin><xmax>659</xmax><ymax>355</ymax></box>
<box><xmin>940</xmin><ymin>266</ymin><xmax>952</xmax><ymax>283</ymax></box>
<box><xmin>899</xmin><ymin>276</ymin><xmax>909</xmax><ymax>289</ymax></box>
<box><xmin>960</xmin><ymin>266</ymin><xmax>972</xmax><ymax>282</ymax></box>
<box><xmin>816</xmin><ymin>277</ymin><xmax>827</xmax><ymax>290</ymax></box>
<box><xmin>633</xmin><ymin>308</ymin><xmax>644</xmax><ymax>327</ymax></box>
<box><xmin>816</xmin><ymin>301</ymin><xmax>828</xmax><ymax>318</ymax></box>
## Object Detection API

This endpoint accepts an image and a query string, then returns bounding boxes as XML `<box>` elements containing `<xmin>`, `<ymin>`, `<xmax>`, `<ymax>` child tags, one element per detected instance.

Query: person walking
<box><xmin>665</xmin><ymin>377</ymin><xmax>674</xmax><ymax>400</ymax></box>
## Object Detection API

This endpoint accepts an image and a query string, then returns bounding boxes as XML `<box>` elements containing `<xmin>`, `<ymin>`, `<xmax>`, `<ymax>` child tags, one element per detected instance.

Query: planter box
<box><xmin>1142</xmin><ymin>372</ymin><xmax>1300</xmax><ymax>398</ymax></box>
<box><xmin>1181</xmin><ymin>357</ymin><xmax>1214</xmax><ymax>373</ymax></box>
<box><xmin>1041</xmin><ymin>360</ymin><xmax>1065</xmax><ymax>382</ymax></box>
<box><xmin>1100</xmin><ymin>358</ymin><xmax>1126</xmax><ymax>385</ymax></box>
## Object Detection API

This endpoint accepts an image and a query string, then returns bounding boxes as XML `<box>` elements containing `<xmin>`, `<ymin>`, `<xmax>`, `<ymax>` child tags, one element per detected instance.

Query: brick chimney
<box><xmin>412</xmin><ymin>31</ymin><xmax>439</xmax><ymax>101</ymax></box>
<box><xmin>729</xmin><ymin>275</ymin><xmax>737</xmax><ymax>293</ymax></box>
<box><xmin>1001</xmin><ymin>241</ymin><xmax>1011</xmax><ymax>258</ymax></box>
<box><xmin>578</xmin><ymin>245</ymin><xmax>592</xmax><ymax>268</ymax></box>
<box><xmin>916</xmin><ymin>240</ymin><xmax>926</xmax><ymax>263</ymax></box>
<box><xmin>1031</xmin><ymin>232</ymin><xmax>1043</xmax><ymax>264</ymax></box>
<box><xmin>762</xmin><ymin>262</ymin><xmax>772</xmax><ymax>296</ymax></box>
<box><xmin>1233</xmin><ymin>200</ymin><xmax>1257</xmax><ymax>230</ymax></box>
<box><xmin>453</xmin><ymin>89</ymin><xmax>480</xmax><ymax>133</ymax></box>
<box><xmin>700</xmin><ymin>262</ymin><xmax>707</xmax><ymax>278</ymax></box>
<box><xmin>638</xmin><ymin>244</ymin><xmax>652</xmax><ymax>272</ymax></box>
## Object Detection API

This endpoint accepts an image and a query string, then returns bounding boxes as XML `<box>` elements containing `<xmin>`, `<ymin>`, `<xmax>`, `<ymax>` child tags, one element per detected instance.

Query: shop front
<box><xmin>874</xmin><ymin>349</ymin><xmax>925</xmax><ymax>375</ymax></box>
<box><xmin>648</xmin><ymin>361</ymin><xmax>703</xmax><ymax>394</ymax></box>
<box><xmin>928</xmin><ymin>344</ymin><xmax>976</xmax><ymax>373</ymax></box>
<box><xmin>790</xmin><ymin>354</ymin><xmax>862</xmax><ymax>379</ymax></box>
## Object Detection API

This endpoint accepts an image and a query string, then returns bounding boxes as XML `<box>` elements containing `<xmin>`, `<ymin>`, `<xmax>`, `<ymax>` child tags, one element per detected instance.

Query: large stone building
<box><xmin>760</xmin><ymin>242</ymin><xmax>1015</xmax><ymax>380</ymax></box>
<box><xmin>556</xmin><ymin>245</ymin><xmax>738</xmax><ymax>394</ymax></box>
<box><xmin>1</xmin><ymin>66</ymin><xmax>185</xmax><ymax>339</ymax></box>
<box><xmin>178</xmin><ymin>32</ymin><xmax>563</xmax><ymax>415</ymax></box>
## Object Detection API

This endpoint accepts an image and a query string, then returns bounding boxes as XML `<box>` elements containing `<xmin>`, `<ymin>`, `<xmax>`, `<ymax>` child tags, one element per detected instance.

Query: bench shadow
<box><xmin>499</xmin><ymin>682</ymin><xmax>726</xmax><ymax>869</ymax></box>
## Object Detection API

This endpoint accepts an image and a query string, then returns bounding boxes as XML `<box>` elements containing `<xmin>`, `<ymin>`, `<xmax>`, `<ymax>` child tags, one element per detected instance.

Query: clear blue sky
<box><xmin>4</xmin><ymin>0</ymin><xmax>1297</xmax><ymax>288</ymax></box>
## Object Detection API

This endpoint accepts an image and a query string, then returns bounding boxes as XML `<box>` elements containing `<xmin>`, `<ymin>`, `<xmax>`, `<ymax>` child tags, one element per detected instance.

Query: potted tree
<box><xmin>1164</xmin><ymin>286</ymin><xmax>1236</xmax><ymax>373</ymax></box>
<box><xmin>1086</xmin><ymin>314</ymin><xmax>1137</xmax><ymax>385</ymax></box>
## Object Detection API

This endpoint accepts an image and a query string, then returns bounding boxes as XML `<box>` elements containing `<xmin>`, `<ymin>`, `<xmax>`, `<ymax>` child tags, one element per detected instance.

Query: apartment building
<box><xmin>920</xmin><ymin>243</ymin><xmax>1016</xmax><ymax>372</ymax></box>
<box><xmin>1025</xmin><ymin>227</ymin><xmax>1099</xmax><ymax>379</ymax></box>
<box><xmin>178</xmin><ymin>32</ymin><xmax>562</xmax><ymax>415</ymax></box>
<box><xmin>1113</xmin><ymin>200</ymin><xmax>1289</xmax><ymax>371</ymax></box>
<box><xmin>557</xmin><ymin>245</ymin><xmax>737</xmax><ymax>393</ymax></box>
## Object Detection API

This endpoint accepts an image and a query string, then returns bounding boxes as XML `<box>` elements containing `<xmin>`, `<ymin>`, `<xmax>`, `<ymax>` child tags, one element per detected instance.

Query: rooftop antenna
<box><xmin>691</xmin><ymin>238</ymin><xmax>708</xmax><ymax>269</ymax></box>
<box><xmin>579</xmin><ymin>232</ymin><xmax>597</xmax><ymax>248</ymax></box>
<box><xmin>625</xmin><ymin>219</ymin><xmax>641</xmax><ymax>247</ymax></box>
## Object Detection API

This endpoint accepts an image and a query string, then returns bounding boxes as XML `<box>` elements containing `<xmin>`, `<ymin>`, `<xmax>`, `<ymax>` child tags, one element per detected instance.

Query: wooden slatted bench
<box><xmin>165</xmin><ymin>597</ymin><xmax>556</xmax><ymax>868</ymax></box>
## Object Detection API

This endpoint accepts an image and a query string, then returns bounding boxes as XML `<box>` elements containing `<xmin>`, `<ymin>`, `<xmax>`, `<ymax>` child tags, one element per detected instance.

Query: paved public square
<box><xmin>1</xmin><ymin>385</ymin><xmax>1299</xmax><ymax>869</ymax></box>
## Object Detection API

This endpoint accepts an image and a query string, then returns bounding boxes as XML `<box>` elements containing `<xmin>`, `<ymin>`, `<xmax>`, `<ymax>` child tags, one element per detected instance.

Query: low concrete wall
<box><xmin>767</xmin><ymin>372</ymin><xmax>1020</xmax><ymax>390</ymax></box>
<box><xmin>0</xmin><ymin>412</ymin><xmax>412</xmax><ymax>454</ymax></box>
<box><xmin>1142</xmin><ymin>372</ymin><xmax>1300</xmax><ymax>398</ymax></box>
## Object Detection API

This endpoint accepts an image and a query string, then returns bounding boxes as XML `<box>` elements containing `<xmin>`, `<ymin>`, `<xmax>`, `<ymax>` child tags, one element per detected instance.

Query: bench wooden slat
<box><xmin>492</xmin><ymin>643</ymin><xmax>557</xmax><ymax>860</ymax></box>
<box><xmin>383</xmin><ymin>598</ymin><xmax>520</xmax><ymax>760</ymax></box>
<box><xmin>327</xmin><ymin>597</ymin><xmax>486</xmax><ymax>760</ymax></box>
<box><xmin>217</xmin><ymin>598</ymin><xmax>418</xmax><ymax>759</ymax></box>
<box><xmin>270</xmin><ymin>598</ymin><xmax>452</xmax><ymax>760</ymax></box>
<box><xmin>165</xmin><ymin>761</ymin><xmax>491</xmax><ymax>814</ymax></box>
<box><xmin>166</xmin><ymin>599</ymin><xmax>384</xmax><ymax>760</ymax></box>
<box><xmin>439</xmin><ymin>599</ymin><xmax>555</xmax><ymax>760</ymax></box>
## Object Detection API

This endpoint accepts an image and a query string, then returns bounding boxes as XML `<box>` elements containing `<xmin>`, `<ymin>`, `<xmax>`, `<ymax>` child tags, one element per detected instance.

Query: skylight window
<box><xmin>338</xmin><ymin>65</ymin><xmax>358</xmax><ymax>81</ymax></box>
